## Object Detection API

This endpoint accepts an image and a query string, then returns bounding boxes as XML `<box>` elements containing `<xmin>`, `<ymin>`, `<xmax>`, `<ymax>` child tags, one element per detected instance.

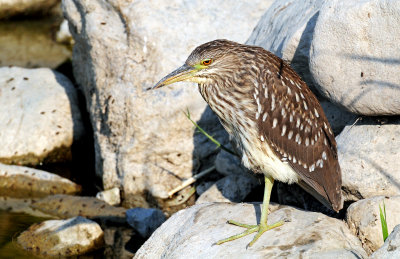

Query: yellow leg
<box><xmin>216</xmin><ymin>175</ymin><xmax>284</xmax><ymax>247</ymax></box>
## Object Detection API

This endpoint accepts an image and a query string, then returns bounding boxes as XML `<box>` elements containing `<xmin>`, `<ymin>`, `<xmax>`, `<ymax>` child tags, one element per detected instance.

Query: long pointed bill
<box><xmin>151</xmin><ymin>64</ymin><xmax>196</xmax><ymax>90</ymax></box>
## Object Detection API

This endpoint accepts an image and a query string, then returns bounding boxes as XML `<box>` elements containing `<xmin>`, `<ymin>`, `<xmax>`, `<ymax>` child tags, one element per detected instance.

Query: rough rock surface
<box><xmin>0</xmin><ymin>163</ymin><xmax>81</xmax><ymax>198</ymax></box>
<box><xmin>135</xmin><ymin>203</ymin><xmax>367</xmax><ymax>258</ymax></box>
<box><xmin>17</xmin><ymin>216</ymin><xmax>104</xmax><ymax>257</ymax></box>
<box><xmin>30</xmin><ymin>194</ymin><xmax>126</xmax><ymax>222</ymax></box>
<box><xmin>63</xmin><ymin>0</ymin><xmax>273</xmax><ymax>208</ymax></box>
<box><xmin>96</xmin><ymin>187</ymin><xmax>121</xmax><ymax>206</ymax></box>
<box><xmin>0</xmin><ymin>197</ymin><xmax>52</xmax><ymax>218</ymax></box>
<box><xmin>126</xmin><ymin>208</ymin><xmax>166</xmax><ymax>238</ymax></box>
<box><xmin>0</xmin><ymin>0</ymin><xmax>59</xmax><ymax>19</ymax></box>
<box><xmin>370</xmin><ymin>224</ymin><xmax>400</xmax><ymax>259</ymax></box>
<box><xmin>346</xmin><ymin>196</ymin><xmax>400</xmax><ymax>255</ymax></box>
<box><xmin>247</xmin><ymin>0</ymin><xmax>327</xmax><ymax>93</ymax></box>
<box><xmin>215</xmin><ymin>146</ymin><xmax>250</xmax><ymax>177</ymax></box>
<box><xmin>196</xmin><ymin>174</ymin><xmax>260</xmax><ymax>204</ymax></box>
<box><xmin>0</xmin><ymin>19</ymin><xmax>71</xmax><ymax>68</ymax></box>
<box><xmin>310</xmin><ymin>0</ymin><xmax>400</xmax><ymax>115</ymax></box>
<box><xmin>337</xmin><ymin>117</ymin><xmax>400</xmax><ymax>201</ymax></box>
<box><xmin>320</xmin><ymin>100</ymin><xmax>357</xmax><ymax>135</ymax></box>
<box><xmin>0</xmin><ymin>67</ymin><xmax>84</xmax><ymax>166</ymax></box>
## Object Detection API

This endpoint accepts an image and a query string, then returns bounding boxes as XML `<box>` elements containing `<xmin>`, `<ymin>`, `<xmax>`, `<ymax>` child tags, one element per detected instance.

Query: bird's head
<box><xmin>152</xmin><ymin>39</ymin><xmax>241</xmax><ymax>89</ymax></box>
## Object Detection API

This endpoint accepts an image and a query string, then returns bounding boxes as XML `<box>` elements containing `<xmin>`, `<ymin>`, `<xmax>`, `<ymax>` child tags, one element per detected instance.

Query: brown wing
<box><xmin>256</xmin><ymin>54</ymin><xmax>343</xmax><ymax>212</ymax></box>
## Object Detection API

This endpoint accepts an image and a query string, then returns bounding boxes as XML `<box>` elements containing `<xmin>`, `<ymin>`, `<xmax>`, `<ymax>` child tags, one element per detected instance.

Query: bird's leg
<box><xmin>216</xmin><ymin>175</ymin><xmax>284</xmax><ymax>247</ymax></box>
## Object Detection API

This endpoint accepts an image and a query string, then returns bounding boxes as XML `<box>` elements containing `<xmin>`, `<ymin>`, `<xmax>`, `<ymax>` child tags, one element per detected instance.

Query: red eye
<box><xmin>201</xmin><ymin>59</ymin><xmax>212</xmax><ymax>66</ymax></box>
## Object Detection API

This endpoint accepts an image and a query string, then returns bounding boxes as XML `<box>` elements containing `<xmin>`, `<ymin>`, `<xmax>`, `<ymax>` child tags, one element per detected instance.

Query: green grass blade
<box><xmin>184</xmin><ymin>109</ymin><xmax>238</xmax><ymax>157</ymax></box>
<box><xmin>379</xmin><ymin>202</ymin><xmax>389</xmax><ymax>242</ymax></box>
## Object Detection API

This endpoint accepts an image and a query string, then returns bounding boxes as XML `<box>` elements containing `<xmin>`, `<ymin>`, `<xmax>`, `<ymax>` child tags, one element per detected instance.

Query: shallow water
<box><xmin>0</xmin><ymin>210</ymin><xmax>44</xmax><ymax>258</ymax></box>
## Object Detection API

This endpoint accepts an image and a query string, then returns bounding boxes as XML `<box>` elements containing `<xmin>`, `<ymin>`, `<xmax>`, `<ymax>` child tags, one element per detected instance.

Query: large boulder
<box><xmin>346</xmin><ymin>196</ymin><xmax>400</xmax><ymax>255</ymax></box>
<box><xmin>0</xmin><ymin>0</ymin><xmax>59</xmax><ymax>19</ymax></box>
<box><xmin>310</xmin><ymin>0</ymin><xmax>400</xmax><ymax>115</ymax></box>
<box><xmin>0</xmin><ymin>19</ymin><xmax>71</xmax><ymax>68</ymax></box>
<box><xmin>337</xmin><ymin>117</ymin><xmax>400</xmax><ymax>201</ymax></box>
<box><xmin>0</xmin><ymin>67</ymin><xmax>85</xmax><ymax>166</ymax></box>
<box><xmin>135</xmin><ymin>203</ymin><xmax>367</xmax><ymax>258</ymax></box>
<box><xmin>62</xmin><ymin>0</ymin><xmax>274</xmax><ymax>208</ymax></box>
<box><xmin>0</xmin><ymin>163</ymin><xmax>81</xmax><ymax>198</ymax></box>
<box><xmin>17</xmin><ymin>216</ymin><xmax>104</xmax><ymax>257</ymax></box>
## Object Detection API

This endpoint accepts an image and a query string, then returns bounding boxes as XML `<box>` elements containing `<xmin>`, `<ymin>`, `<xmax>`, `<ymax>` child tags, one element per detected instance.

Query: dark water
<box><xmin>0</xmin><ymin>210</ymin><xmax>137</xmax><ymax>258</ymax></box>
<box><xmin>0</xmin><ymin>211</ymin><xmax>44</xmax><ymax>259</ymax></box>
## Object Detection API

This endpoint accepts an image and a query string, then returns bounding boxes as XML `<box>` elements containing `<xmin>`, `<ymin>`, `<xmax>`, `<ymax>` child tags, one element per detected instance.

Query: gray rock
<box><xmin>17</xmin><ymin>216</ymin><xmax>104</xmax><ymax>257</ymax></box>
<box><xmin>346</xmin><ymin>196</ymin><xmax>400</xmax><ymax>255</ymax></box>
<box><xmin>247</xmin><ymin>0</ymin><xmax>327</xmax><ymax>93</ymax></box>
<box><xmin>196</xmin><ymin>181</ymin><xmax>216</xmax><ymax>196</ymax></box>
<box><xmin>196</xmin><ymin>174</ymin><xmax>260</xmax><ymax>204</ymax></box>
<box><xmin>320</xmin><ymin>100</ymin><xmax>358</xmax><ymax>135</ymax></box>
<box><xmin>337</xmin><ymin>117</ymin><xmax>400</xmax><ymax>201</ymax></box>
<box><xmin>0</xmin><ymin>0</ymin><xmax>59</xmax><ymax>19</ymax></box>
<box><xmin>215</xmin><ymin>147</ymin><xmax>250</xmax><ymax>177</ymax></box>
<box><xmin>135</xmin><ymin>203</ymin><xmax>367</xmax><ymax>258</ymax></box>
<box><xmin>0</xmin><ymin>163</ymin><xmax>81</xmax><ymax>198</ymax></box>
<box><xmin>62</xmin><ymin>0</ymin><xmax>273</xmax><ymax>208</ymax></box>
<box><xmin>370</xmin><ymin>224</ymin><xmax>400</xmax><ymax>259</ymax></box>
<box><xmin>126</xmin><ymin>208</ymin><xmax>166</xmax><ymax>238</ymax></box>
<box><xmin>0</xmin><ymin>67</ymin><xmax>85</xmax><ymax>166</ymax></box>
<box><xmin>310</xmin><ymin>0</ymin><xmax>400</xmax><ymax>115</ymax></box>
<box><xmin>96</xmin><ymin>187</ymin><xmax>121</xmax><ymax>206</ymax></box>
<box><xmin>0</xmin><ymin>19</ymin><xmax>71</xmax><ymax>68</ymax></box>
<box><xmin>30</xmin><ymin>194</ymin><xmax>126</xmax><ymax>223</ymax></box>
<box><xmin>0</xmin><ymin>197</ymin><xmax>52</xmax><ymax>218</ymax></box>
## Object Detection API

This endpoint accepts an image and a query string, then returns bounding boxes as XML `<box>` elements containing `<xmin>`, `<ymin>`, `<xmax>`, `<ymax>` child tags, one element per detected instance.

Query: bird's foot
<box><xmin>215</xmin><ymin>220</ymin><xmax>284</xmax><ymax>248</ymax></box>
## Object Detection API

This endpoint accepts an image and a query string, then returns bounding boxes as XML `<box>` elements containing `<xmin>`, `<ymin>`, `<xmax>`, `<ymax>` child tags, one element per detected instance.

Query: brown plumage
<box><xmin>152</xmin><ymin>39</ymin><xmax>343</xmax><ymax>246</ymax></box>
<box><xmin>185</xmin><ymin>39</ymin><xmax>342</xmax><ymax>211</ymax></box>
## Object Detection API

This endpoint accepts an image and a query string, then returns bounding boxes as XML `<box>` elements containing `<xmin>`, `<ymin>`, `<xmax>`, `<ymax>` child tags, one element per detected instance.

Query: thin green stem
<box><xmin>184</xmin><ymin>109</ymin><xmax>238</xmax><ymax>157</ymax></box>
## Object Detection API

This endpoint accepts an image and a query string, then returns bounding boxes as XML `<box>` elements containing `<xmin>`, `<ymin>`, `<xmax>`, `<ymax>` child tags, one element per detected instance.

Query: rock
<box><xmin>126</xmin><ymin>208</ymin><xmax>166</xmax><ymax>238</ymax></box>
<box><xmin>96</xmin><ymin>187</ymin><xmax>121</xmax><ymax>206</ymax></box>
<box><xmin>0</xmin><ymin>0</ymin><xmax>59</xmax><ymax>19</ymax></box>
<box><xmin>135</xmin><ymin>203</ymin><xmax>367</xmax><ymax>258</ymax></box>
<box><xmin>0</xmin><ymin>19</ymin><xmax>71</xmax><ymax>68</ymax></box>
<box><xmin>370</xmin><ymin>224</ymin><xmax>400</xmax><ymax>259</ymax></box>
<box><xmin>320</xmin><ymin>100</ymin><xmax>358</xmax><ymax>135</ymax></box>
<box><xmin>56</xmin><ymin>19</ymin><xmax>74</xmax><ymax>45</ymax></box>
<box><xmin>63</xmin><ymin>0</ymin><xmax>273</xmax><ymax>208</ymax></box>
<box><xmin>247</xmin><ymin>0</ymin><xmax>327</xmax><ymax>93</ymax></box>
<box><xmin>0</xmin><ymin>163</ymin><xmax>81</xmax><ymax>198</ymax></box>
<box><xmin>0</xmin><ymin>197</ymin><xmax>52</xmax><ymax>218</ymax></box>
<box><xmin>196</xmin><ymin>174</ymin><xmax>260</xmax><ymax>204</ymax></box>
<box><xmin>346</xmin><ymin>196</ymin><xmax>400</xmax><ymax>255</ymax></box>
<box><xmin>196</xmin><ymin>181</ymin><xmax>215</xmax><ymax>196</ymax></box>
<box><xmin>337</xmin><ymin>117</ymin><xmax>400</xmax><ymax>201</ymax></box>
<box><xmin>0</xmin><ymin>67</ymin><xmax>85</xmax><ymax>166</ymax></box>
<box><xmin>310</xmin><ymin>0</ymin><xmax>400</xmax><ymax>115</ymax></box>
<box><xmin>30</xmin><ymin>194</ymin><xmax>126</xmax><ymax>223</ymax></box>
<box><xmin>215</xmin><ymin>147</ymin><xmax>250</xmax><ymax>177</ymax></box>
<box><xmin>17</xmin><ymin>216</ymin><xmax>104</xmax><ymax>257</ymax></box>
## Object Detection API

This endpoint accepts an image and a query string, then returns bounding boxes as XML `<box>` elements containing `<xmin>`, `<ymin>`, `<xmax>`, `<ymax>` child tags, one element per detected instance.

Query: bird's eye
<box><xmin>201</xmin><ymin>59</ymin><xmax>213</xmax><ymax>66</ymax></box>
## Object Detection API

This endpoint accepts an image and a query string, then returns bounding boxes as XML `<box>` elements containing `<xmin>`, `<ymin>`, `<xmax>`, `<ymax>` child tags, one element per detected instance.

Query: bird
<box><xmin>151</xmin><ymin>39</ymin><xmax>343</xmax><ymax>247</ymax></box>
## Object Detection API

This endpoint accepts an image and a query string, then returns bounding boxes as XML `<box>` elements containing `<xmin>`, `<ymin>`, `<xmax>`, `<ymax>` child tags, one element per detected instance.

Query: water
<box><xmin>0</xmin><ymin>211</ymin><xmax>44</xmax><ymax>259</ymax></box>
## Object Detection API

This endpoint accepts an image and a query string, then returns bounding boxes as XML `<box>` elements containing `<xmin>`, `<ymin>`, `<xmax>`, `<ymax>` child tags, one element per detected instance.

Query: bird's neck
<box><xmin>198</xmin><ymin>82</ymin><xmax>257</xmax><ymax>134</ymax></box>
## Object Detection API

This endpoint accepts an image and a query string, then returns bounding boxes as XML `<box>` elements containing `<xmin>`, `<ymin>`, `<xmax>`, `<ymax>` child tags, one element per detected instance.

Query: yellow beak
<box><xmin>151</xmin><ymin>64</ymin><xmax>196</xmax><ymax>90</ymax></box>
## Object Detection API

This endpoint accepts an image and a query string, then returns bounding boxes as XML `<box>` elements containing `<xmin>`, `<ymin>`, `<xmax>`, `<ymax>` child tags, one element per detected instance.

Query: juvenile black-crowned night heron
<box><xmin>152</xmin><ymin>39</ymin><xmax>343</xmax><ymax>247</ymax></box>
